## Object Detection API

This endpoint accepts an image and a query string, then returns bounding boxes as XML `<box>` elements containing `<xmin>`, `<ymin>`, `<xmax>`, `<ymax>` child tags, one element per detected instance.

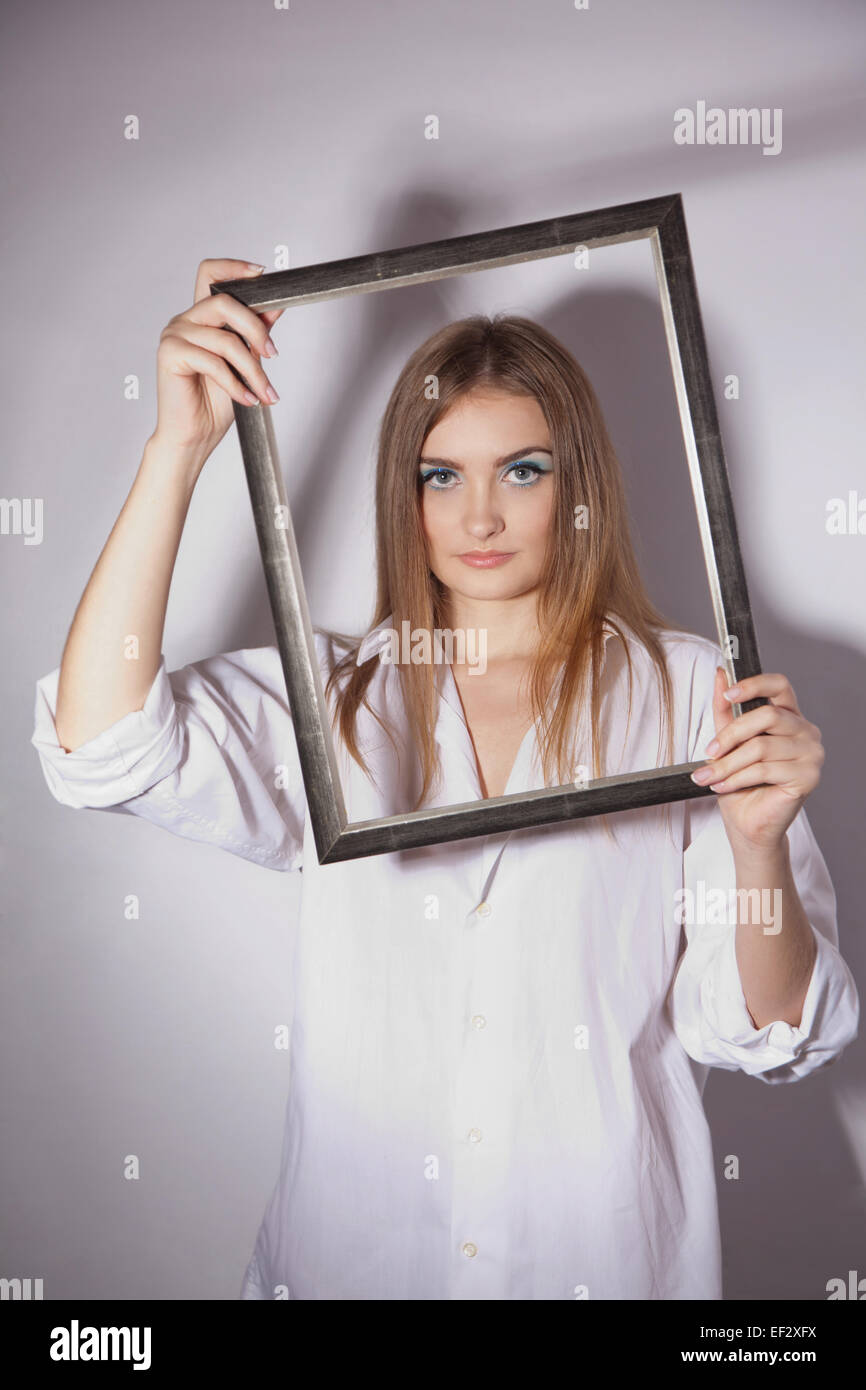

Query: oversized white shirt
<box><xmin>30</xmin><ymin>618</ymin><xmax>859</xmax><ymax>1300</ymax></box>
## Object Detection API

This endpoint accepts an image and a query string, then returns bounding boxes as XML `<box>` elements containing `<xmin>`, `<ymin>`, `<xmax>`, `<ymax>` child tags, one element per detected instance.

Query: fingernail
<box><xmin>243</xmin><ymin>389</ymin><xmax>259</xmax><ymax>405</ymax></box>
<box><xmin>246</xmin><ymin>263</ymin><xmax>265</xmax><ymax>272</ymax></box>
<box><xmin>691</xmin><ymin>767</ymin><xmax>714</xmax><ymax>784</ymax></box>
<box><xmin>264</xmin><ymin>336</ymin><xmax>278</xmax><ymax>358</ymax></box>
<box><xmin>265</xmin><ymin>384</ymin><xmax>280</xmax><ymax>403</ymax></box>
<box><xmin>705</xmin><ymin>738</ymin><xmax>720</xmax><ymax>756</ymax></box>
<box><xmin>723</xmin><ymin>686</ymin><xmax>741</xmax><ymax>701</ymax></box>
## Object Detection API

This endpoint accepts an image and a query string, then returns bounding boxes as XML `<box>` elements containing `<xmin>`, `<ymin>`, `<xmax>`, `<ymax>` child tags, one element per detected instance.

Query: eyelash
<box><xmin>419</xmin><ymin>461</ymin><xmax>551</xmax><ymax>490</ymax></box>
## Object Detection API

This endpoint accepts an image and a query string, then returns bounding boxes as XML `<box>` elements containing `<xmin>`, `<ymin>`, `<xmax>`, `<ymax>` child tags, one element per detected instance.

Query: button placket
<box><xmin>445</xmin><ymin>699</ymin><xmax>545</xmax><ymax>1294</ymax></box>
<box><xmin>450</xmin><ymin>862</ymin><xmax>520</xmax><ymax>1296</ymax></box>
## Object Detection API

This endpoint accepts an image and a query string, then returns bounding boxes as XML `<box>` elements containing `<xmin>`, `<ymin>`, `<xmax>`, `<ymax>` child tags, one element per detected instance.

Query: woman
<box><xmin>31</xmin><ymin>257</ymin><xmax>859</xmax><ymax>1300</ymax></box>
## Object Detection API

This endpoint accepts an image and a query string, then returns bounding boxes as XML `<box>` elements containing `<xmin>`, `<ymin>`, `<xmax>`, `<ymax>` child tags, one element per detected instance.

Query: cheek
<box><xmin>420</xmin><ymin>497</ymin><xmax>443</xmax><ymax>549</ymax></box>
<box><xmin>513</xmin><ymin>489</ymin><xmax>555</xmax><ymax>541</ymax></box>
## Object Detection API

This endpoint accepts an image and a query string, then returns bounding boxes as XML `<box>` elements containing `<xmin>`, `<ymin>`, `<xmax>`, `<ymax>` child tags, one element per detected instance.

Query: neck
<box><xmin>441</xmin><ymin>591</ymin><xmax>542</xmax><ymax>666</ymax></box>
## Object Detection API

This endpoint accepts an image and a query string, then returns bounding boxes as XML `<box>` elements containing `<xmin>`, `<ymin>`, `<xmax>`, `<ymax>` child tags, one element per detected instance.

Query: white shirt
<box><xmin>31</xmin><ymin>619</ymin><xmax>859</xmax><ymax>1299</ymax></box>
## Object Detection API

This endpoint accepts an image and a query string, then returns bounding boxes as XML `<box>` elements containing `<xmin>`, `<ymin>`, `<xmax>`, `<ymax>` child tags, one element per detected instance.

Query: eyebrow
<box><xmin>418</xmin><ymin>446</ymin><xmax>553</xmax><ymax>470</ymax></box>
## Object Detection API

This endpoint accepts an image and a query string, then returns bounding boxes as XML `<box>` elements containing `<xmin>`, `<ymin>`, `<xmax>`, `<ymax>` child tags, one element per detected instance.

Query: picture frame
<box><xmin>211</xmin><ymin>191</ymin><xmax>764</xmax><ymax>864</ymax></box>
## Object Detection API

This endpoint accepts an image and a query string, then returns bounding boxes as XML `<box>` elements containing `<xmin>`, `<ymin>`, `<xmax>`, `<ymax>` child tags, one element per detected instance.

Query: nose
<box><xmin>462</xmin><ymin>483</ymin><xmax>505</xmax><ymax>542</ymax></box>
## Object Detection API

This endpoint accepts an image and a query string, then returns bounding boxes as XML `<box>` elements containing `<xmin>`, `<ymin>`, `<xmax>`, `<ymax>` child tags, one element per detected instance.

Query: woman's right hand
<box><xmin>151</xmin><ymin>257</ymin><xmax>285</xmax><ymax>471</ymax></box>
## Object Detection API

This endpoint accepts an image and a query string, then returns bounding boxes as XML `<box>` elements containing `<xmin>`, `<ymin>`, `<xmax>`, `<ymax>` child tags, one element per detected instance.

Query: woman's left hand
<box><xmin>690</xmin><ymin>669</ymin><xmax>825</xmax><ymax>854</ymax></box>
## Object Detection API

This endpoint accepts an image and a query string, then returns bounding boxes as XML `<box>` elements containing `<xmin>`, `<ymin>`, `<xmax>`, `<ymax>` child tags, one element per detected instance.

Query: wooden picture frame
<box><xmin>211</xmin><ymin>191</ymin><xmax>763</xmax><ymax>864</ymax></box>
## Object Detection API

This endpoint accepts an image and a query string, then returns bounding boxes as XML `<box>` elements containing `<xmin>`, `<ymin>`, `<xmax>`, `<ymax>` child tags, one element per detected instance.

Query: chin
<box><xmin>444</xmin><ymin>567</ymin><xmax>536</xmax><ymax>598</ymax></box>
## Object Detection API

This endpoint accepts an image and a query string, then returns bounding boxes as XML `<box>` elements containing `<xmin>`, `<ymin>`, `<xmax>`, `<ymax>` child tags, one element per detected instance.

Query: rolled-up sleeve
<box><xmin>671</xmin><ymin>800</ymin><xmax>859</xmax><ymax>1082</ymax></box>
<box><xmin>30</xmin><ymin>645</ymin><xmax>308</xmax><ymax>873</ymax></box>
<box><xmin>667</xmin><ymin>642</ymin><xmax>859</xmax><ymax>1082</ymax></box>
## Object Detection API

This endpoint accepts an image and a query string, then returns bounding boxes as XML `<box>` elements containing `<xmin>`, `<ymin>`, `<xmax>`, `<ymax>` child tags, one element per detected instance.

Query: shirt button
<box><xmin>476</xmin><ymin>901</ymin><xmax>492</xmax><ymax>918</ymax></box>
<box><xmin>468</xmin><ymin>1127</ymin><xmax>483</xmax><ymax>1143</ymax></box>
<box><xmin>461</xmin><ymin>1241</ymin><xmax>478</xmax><ymax>1258</ymax></box>
<box><xmin>471</xmin><ymin>1014</ymin><xmax>487</xmax><ymax>1030</ymax></box>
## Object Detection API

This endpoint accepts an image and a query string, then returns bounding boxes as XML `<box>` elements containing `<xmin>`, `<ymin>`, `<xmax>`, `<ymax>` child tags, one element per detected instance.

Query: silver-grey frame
<box><xmin>211</xmin><ymin>191</ymin><xmax>764</xmax><ymax>865</ymax></box>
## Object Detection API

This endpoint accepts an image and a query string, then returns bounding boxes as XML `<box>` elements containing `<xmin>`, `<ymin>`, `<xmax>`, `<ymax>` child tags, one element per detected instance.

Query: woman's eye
<box><xmin>504</xmin><ymin>461</ymin><xmax>548</xmax><ymax>486</ymax></box>
<box><xmin>420</xmin><ymin>468</ymin><xmax>456</xmax><ymax>489</ymax></box>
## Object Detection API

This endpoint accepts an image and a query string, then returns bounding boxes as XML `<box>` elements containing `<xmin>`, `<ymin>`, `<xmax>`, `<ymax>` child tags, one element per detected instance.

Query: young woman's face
<box><xmin>418</xmin><ymin>388</ymin><xmax>555</xmax><ymax>604</ymax></box>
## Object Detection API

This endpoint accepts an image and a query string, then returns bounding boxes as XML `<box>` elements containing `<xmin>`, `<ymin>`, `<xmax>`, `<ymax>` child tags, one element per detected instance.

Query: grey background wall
<box><xmin>2</xmin><ymin>0</ymin><xmax>864</xmax><ymax>1299</ymax></box>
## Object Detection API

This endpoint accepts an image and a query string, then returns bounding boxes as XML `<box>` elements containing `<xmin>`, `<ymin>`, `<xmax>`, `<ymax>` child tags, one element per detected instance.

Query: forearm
<box><xmin>54</xmin><ymin>434</ymin><xmax>204</xmax><ymax>751</ymax></box>
<box><xmin>731</xmin><ymin>835</ymin><xmax>818</xmax><ymax>1029</ymax></box>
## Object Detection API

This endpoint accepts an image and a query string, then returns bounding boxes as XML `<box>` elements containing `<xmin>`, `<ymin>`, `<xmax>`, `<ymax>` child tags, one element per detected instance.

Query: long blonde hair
<box><xmin>325</xmin><ymin>313</ymin><xmax>679</xmax><ymax>830</ymax></box>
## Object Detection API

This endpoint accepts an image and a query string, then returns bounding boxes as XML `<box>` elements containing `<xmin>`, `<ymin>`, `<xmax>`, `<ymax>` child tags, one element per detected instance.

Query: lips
<box><xmin>458</xmin><ymin>551</ymin><xmax>515</xmax><ymax>568</ymax></box>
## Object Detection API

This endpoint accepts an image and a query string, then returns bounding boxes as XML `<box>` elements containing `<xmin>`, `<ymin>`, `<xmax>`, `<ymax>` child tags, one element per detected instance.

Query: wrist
<box><xmin>142</xmin><ymin>431</ymin><xmax>209</xmax><ymax>493</ymax></box>
<box><xmin>730</xmin><ymin>831</ymin><xmax>790</xmax><ymax>874</ymax></box>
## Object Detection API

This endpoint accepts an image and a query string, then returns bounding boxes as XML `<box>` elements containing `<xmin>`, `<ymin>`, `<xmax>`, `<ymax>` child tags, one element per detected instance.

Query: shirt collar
<box><xmin>352</xmin><ymin>614</ymin><xmax>624</xmax><ymax>810</ymax></box>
